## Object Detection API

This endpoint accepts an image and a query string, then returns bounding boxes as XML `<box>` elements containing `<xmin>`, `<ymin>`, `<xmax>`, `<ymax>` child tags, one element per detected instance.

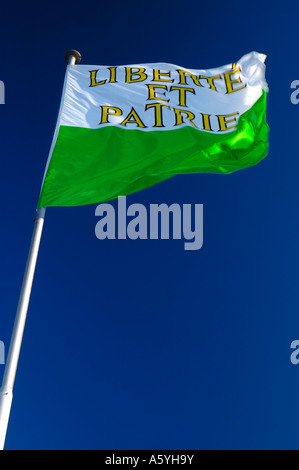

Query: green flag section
<box><xmin>38</xmin><ymin>52</ymin><xmax>269</xmax><ymax>207</ymax></box>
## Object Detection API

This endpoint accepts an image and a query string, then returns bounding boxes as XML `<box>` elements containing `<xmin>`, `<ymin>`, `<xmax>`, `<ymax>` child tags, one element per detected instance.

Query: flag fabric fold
<box><xmin>38</xmin><ymin>52</ymin><xmax>269</xmax><ymax>207</ymax></box>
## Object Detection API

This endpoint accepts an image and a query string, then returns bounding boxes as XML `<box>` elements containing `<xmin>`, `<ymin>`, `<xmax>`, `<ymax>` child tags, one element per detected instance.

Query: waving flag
<box><xmin>38</xmin><ymin>51</ymin><xmax>269</xmax><ymax>207</ymax></box>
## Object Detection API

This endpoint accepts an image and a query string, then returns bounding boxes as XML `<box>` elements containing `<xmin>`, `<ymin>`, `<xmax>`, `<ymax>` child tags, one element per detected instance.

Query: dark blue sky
<box><xmin>1</xmin><ymin>0</ymin><xmax>299</xmax><ymax>450</ymax></box>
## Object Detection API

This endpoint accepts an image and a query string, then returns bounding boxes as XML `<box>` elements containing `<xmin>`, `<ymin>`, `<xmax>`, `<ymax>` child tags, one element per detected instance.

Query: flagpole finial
<box><xmin>64</xmin><ymin>50</ymin><xmax>81</xmax><ymax>64</ymax></box>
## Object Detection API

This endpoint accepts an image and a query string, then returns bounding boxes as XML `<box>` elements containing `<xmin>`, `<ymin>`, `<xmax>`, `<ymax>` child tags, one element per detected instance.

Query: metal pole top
<box><xmin>64</xmin><ymin>49</ymin><xmax>82</xmax><ymax>64</ymax></box>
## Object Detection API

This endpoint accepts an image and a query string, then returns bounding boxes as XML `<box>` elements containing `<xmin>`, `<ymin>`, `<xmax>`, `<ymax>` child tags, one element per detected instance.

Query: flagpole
<box><xmin>0</xmin><ymin>50</ymin><xmax>81</xmax><ymax>450</ymax></box>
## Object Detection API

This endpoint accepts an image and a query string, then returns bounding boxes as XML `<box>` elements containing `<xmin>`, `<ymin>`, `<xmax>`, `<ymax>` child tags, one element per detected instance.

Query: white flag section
<box><xmin>60</xmin><ymin>51</ymin><xmax>268</xmax><ymax>133</ymax></box>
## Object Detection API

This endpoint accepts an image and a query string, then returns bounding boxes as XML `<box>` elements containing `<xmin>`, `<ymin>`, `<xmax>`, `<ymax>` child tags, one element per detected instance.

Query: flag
<box><xmin>38</xmin><ymin>51</ymin><xmax>269</xmax><ymax>207</ymax></box>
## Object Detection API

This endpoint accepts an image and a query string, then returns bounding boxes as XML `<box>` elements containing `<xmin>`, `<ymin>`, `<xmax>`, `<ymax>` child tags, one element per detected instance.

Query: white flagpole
<box><xmin>0</xmin><ymin>50</ymin><xmax>81</xmax><ymax>450</ymax></box>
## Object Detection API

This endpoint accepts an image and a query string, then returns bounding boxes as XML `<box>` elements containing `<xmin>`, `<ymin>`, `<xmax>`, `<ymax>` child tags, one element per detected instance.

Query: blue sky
<box><xmin>1</xmin><ymin>0</ymin><xmax>299</xmax><ymax>450</ymax></box>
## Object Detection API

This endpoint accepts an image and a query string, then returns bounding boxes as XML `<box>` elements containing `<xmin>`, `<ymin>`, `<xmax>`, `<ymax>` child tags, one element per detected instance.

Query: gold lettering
<box><xmin>145</xmin><ymin>103</ymin><xmax>170</xmax><ymax>127</ymax></box>
<box><xmin>107</xmin><ymin>67</ymin><xmax>117</xmax><ymax>83</ymax></box>
<box><xmin>152</xmin><ymin>69</ymin><xmax>174</xmax><ymax>82</ymax></box>
<box><xmin>217</xmin><ymin>112</ymin><xmax>239</xmax><ymax>132</ymax></box>
<box><xmin>147</xmin><ymin>84</ymin><xmax>169</xmax><ymax>102</ymax></box>
<box><xmin>125</xmin><ymin>67</ymin><xmax>148</xmax><ymax>83</ymax></box>
<box><xmin>169</xmin><ymin>86</ymin><xmax>195</xmax><ymax>107</ymax></box>
<box><xmin>199</xmin><ymin>74</ymin><xmax>222</xmax><ymax>92</ymax></box>
<box><xmin>100</xmin><ymin>106</ymin><xmax>122</xmax><ymax>124</ymax></box>
<box><xmin>201</xmin><ymin>113</ymin><xmax>212</xmax><ymax>131</ymax></box>
<box><xmin>224</xmin><ymin>67</ymin><xmax>246</xmax><ymax>94</ymax></box>
<box><xmin>173</xmin><ymin>108</ymin><xmax>196</xmax><ymax>127</ymax></box>
<box><xmin>177</xmin><ymin>70</ymin><xmax>202</xmax><ymax>87</ymax></box>
<box><xmin>90</xmin><ymin>69</ymin><xmax>106</xmax><ymax>87</ymax></box>
<box><xmin>120</xmin><ymin>107</ymin><xmax>146</xmax><ymax>128</ymax></box>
